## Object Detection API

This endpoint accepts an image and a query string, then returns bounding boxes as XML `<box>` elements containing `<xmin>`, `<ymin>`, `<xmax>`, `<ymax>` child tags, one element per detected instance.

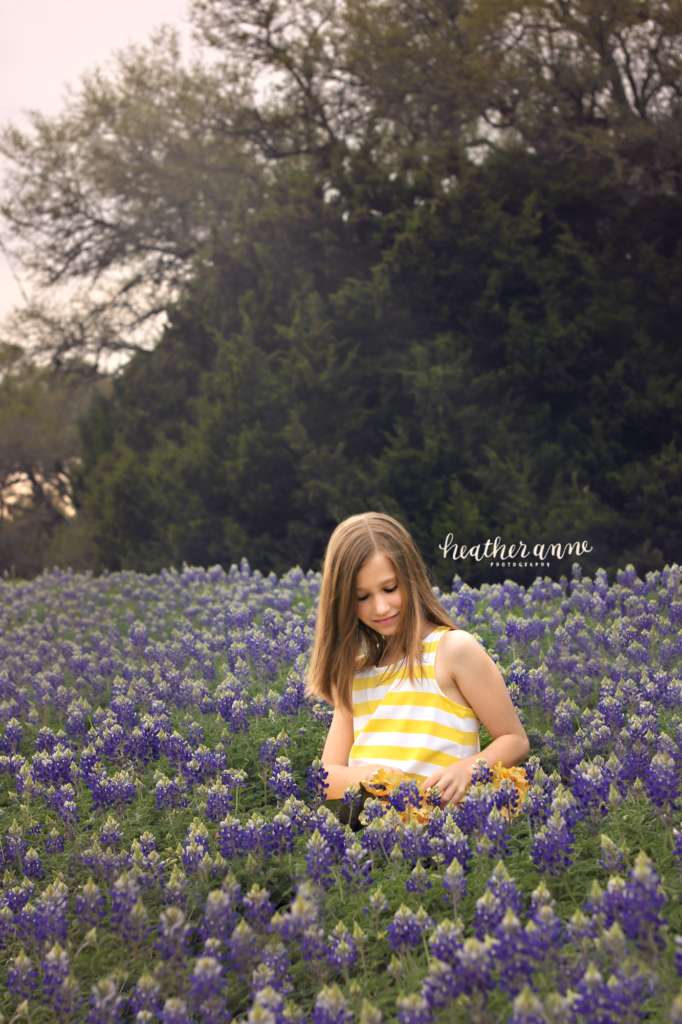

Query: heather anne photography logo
<box><xmin>439</xmin><ymin>534</ymin><xmax>594</xmax><ymax>568</ymax></box>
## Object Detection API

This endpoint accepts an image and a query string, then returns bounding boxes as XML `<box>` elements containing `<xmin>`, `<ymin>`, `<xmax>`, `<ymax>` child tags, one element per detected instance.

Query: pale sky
<box><xmin>0</xmin><ymin>0</ymin><xmax>192</xmax><ymax>323</ymax></box>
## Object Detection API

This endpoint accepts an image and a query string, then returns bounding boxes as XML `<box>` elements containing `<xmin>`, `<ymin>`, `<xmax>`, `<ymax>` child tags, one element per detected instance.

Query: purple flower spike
<box><xmin>311</xmin><ymin>984</ymin><xmax>353</xmax><ymax>1024</ymax></box>
<box><xmin>396</xmin><ymin>994</ymin><xmax>433</xmax><ymax>1024</ymax></box>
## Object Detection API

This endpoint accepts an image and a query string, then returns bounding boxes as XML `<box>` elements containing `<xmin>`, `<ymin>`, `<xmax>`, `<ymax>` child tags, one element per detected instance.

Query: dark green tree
<box><xmin>77</xmin><ymin>147</ymin><xmax>682</xmax><ymax>582</ymax></box>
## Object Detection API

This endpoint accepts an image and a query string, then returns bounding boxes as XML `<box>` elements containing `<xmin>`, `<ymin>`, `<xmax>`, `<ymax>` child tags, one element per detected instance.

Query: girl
<box><xmin>306</xmin><ymin>512</ymin><xmax>529</xmax><ymax>806</ymax></box>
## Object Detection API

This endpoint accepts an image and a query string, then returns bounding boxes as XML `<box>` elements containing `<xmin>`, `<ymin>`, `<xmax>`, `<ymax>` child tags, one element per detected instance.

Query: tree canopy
<box><xmin>2</xmin><ymin>0</ymin><xmax>682</xmax><ymax>580</ymax></box>
<box><xmin>0</xmin><ymin>348</ymin><xmax>99</xmax><ymax>576</ymax></box>
<box><xmin>3</xmin><ymin>0</ymin><xmax>682</xmax><ymax>366</ymax></box>
<box><xmin>76</xmin><ymin>147</ymin><xmax>682</xmax><ymax>583</ymax></box>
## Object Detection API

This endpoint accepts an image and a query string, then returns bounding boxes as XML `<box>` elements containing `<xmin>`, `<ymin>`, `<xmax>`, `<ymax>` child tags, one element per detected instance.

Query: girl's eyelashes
<box><xmin>357</xmin><ymin>586</ymin><xmax>398</xmax><ymax>602</ymax></box>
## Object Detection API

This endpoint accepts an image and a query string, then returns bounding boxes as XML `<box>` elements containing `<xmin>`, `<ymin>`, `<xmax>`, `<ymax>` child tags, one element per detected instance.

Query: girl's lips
<box><xmin>375</xmin><ymin>613</ymin><xmax>398</xmax><ymax>625</ymax></box>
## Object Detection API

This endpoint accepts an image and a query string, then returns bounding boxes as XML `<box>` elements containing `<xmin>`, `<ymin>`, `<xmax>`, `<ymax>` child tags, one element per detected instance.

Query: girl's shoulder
<box><xmin>435</xmin><ymin>626</ymin><xmax>492</xmax><ymax>667</ymax></box>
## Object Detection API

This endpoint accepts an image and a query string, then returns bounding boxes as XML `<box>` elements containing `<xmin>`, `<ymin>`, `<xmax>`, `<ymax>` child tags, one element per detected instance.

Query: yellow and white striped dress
<box><xmin>347</xmin><ymin>627</ymin><xmax>480</xmax><ymax>784</ymax></box>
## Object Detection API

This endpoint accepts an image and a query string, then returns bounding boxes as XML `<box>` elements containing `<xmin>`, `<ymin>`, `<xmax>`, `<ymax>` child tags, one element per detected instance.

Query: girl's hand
<box><xmin>420</xmin><ymin>760</ymin><xmax>476</xmax><ymax>807</ymax></box>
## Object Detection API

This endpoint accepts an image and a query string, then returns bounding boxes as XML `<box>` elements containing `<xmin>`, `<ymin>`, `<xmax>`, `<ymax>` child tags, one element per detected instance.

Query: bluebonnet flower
<box><xmin>441</xmin><ymin>858</ymin><xmax>467</xmax><ymax>910</ymax></box>
<box><xmin>45</xmin><ymin>827</ymin><xmax>65</xmax><ymax>854</ymax></box>
<box><xmin>646</xmin><ymin>751</ymin><xmax>680</xmax><ymax>814</ymax></box>
<box><xmin>202</xmin><ymin>880</ymin><xmax>241</xmax><ymax>945</ymax></box>
<box><xmin>487</xmin><ymin>859</ymin><xmax>524</xmax><ymax>914</ymax></box>
<box><xmin>206</xmin><ymin>781</ymin><xmax>234</xmax><ymax>822</ymax></box>
<box><xmin>491</xmin><ymin>908</ymin><xmax>535</xmax><ymax>997</ymax></box>
<box><xmin>271</xmin><ymin>811</ymin><xmax>296</xmax><ymax>855</ymax></box>
<box><xmin>156</xmin><ymin>906</ymin><xmax>192</xmax><ymax>959</ymax></box>
<box><xmin>366</xmin><ymin>886</ymin><xmax>389</xmax><ymax>915</ymax></box>
<box><xmin>326</xmin><ymin>921</ymin><xmax>357</xmax><ymax>976</ymax></box>
<box><xmin>65</xmin><ymin>697</ymin><xmax>92</xmax><ymax>743</ymax></box>
<box><xmin>4</xmin><ymin>878</ymin><xmax>34</xmax><ymax>913</ymax></box>
<box><xmin>422</xmin><ymin>935</ymin><xmax>495</xmax><ymax>1007</ymax></box>
<box><xmin>123</xmin><ymin>897</ymin><xmax>149</xmax><ymax>945</ymax></box>
<box><xmin>508</xmin><ymin>985</ymin><xmax>547</xmax><ymax>1024</ymax></box>
<box><xmin>420</xmin><ymin>958</ymin><xmax>459</xmax><ymax>1010</ymax></box>
<box><xmin>80</xmin><ymin>743</ymin><xmax>100</xmax><ymax>779</ymax></box>
<box><xmin>159</xmin><ymin>997</ymin><xmax>192</xmax><ymax>1024</ymax></box>
<box><xmin>155</xmin><ymin>772</ymin><xmax>189</xmax><ymax>811</ymax></box>
<box><xmin>2</xmin><ymin>717</ymin><xmax>22</xmax><ymax>753</ymax></box>
<box><xmin>342</xmin><ymin>783</ymin><xmax>362</xmax><ymax>811</ymax></box>
<box><xmin>22</xmin><ymin>847</ymin><xmax>44</xmax><ymax>880</ymax></box>
<box><xmin>305</xmin><ymin>830</ymin><xmax>335</xmax><ymax>888</ymax></box>
<box><xmin>221</xmin><ymin>767</ymin><xmax>248</xmax><ymax>797</ymax></box>
<box><xmin>100</xmin><ymin>815</ymin><xmax>124</xmax><ymax>847</ymax></box>
<box><xmin>129</xmin><ymin>971</ymin><xmax>161</xmax><ymax>1017</ymax></box>
<box><xmin>272</xmin><ymin>883</ymin><xmax>320</xmax><ymax>943</ymax></box>
<box><xmin>341</xmin><ymin>842</ymin><xmax>372</xmax><ymax>890</ymax></box>
<box><xmin>7</xmin><ymin>948</ymin><xmax>38</xmax><ymax>1001</ymax></box>
<box><xmin>454</xmin><ymin>936</ymin><xmax>495</xmax><ymax>996</ymax></box>
<box><xmin>396</xmin><ymin>994</ymin><xmax>433</xmax><ymax>1024</ymax></box>
<box><xmin>244</xmin><ymin>884</ymin><xmax>275</xmax><ymax>930</ymax></box>
<box><xmin>399</xmin><ymin>820</ymin><xmax>431</xmax><ymax>861</ymax></box>
<box><xmin>530</xmin><ymin>810</ymin><xmax>574</xmax><ymax>876</ymax></box>
<box><xmin>570</xmin><ymin>760</ymin><xmax>610</xmax><ymax>826</ymax></box>
<box><xmin>456</xmin><ymin>782</ymin><xmax>498</xmax><ymax>835</ymax></box>
<box><xmin>35</xmin><ymin>726</ymin><xmax>57</xmax><ymax>753</ymax></box>
<box><xmin>42</xmin><ymin>940</ymin><xmax>80</xmax><ymax>1015</ymax></box>
<box><xmin>311</xmin><ymin>984</ymin><xmax>353</xmax><ymax>1024</ymax></box>
<box><xmin>75</xmin><ymin>878</ymin><xmax>107</xmax><ymax>929</ymax></box>
<box><xmin>252</xmin><ymin>939</ymin><xmax>293</xmax><ymax>996</ymax></box>
<box><xmin>619</xmin><ymin>736</ymin><xmax>651</xmax><ymax>785</ymax></box>
<box><xmin>386</xmin><ymin>905</ymin><xmax>434</xmax><ymax>952</ymax></box>
<box><xmin>311</xmin><ymin>806</ymin><xmax>348</xmax><ymax>864</ymax></box>
<box><xmin>32</xmin><ymin>879</ymin><xmax>69</xmax><ymax>946</ymax></box>
<box><xmin>87</xmin><ymin>976</ymin><xmax>126</xmax><ymax>1024</ymax></box>
<box><xmin>359</xmin><ymin>815</ymin><xmax>397</xmax><ymax>860</ymax></box>
<box><xmin>473</xmin><ymin>889</ymin><xmax>505</xmax><ymax>938</ymax></box>
<box><xmin>440</xmin><ymin>815</ymin><xmax>472</xmax><ymax>870</ymax></box>
<box><xmin>470</xmin><ymin>757</ymin><xmax>494</xmax><ymax>785</ymax></box>
<box><xmin>427</xmin><ymin>917</ymin><xmax>464</xmax><ymax>963</ymax></box>
<box><xmin>300</xmin><ymin>923</ymin><xmax>327</xmax><ymax>971</ymax></box>
<box><xmin>44</xmin><ymin>782</ymin><xmax>80</xmax><ymax>826</ymax></box>
<box><xmin>527</xmin><ymin>883</ymin><xmax>564</xmax><ymax>948</ymax></box>
<box><xmin>270</xmin><ymin>757</ymin><xmax>300</xmax><ymax>804</ymax></box>
<box><xmin>229</xmin><ymin>699</ymin><xmax>251</xmax><ymax>733</ymax></box>
<box><xmin>138</xmin><ymin>830</ymin><xmax>158</xmax><ymax>856</ymax></box>
<box><xmin>228</xmin><ymin>919</ymin><xmax>259</xmax><ymax>979</ymax></box>
<box><xmin>602</xmin><ymin>851</ymin><xmax>667</xmax><ymax>950</ymax></box>
<box><xmin>305</xmin><ymin>757</ymin><xmax>329</xmax><ymax>811</ymax></box>
<box><xmin>388</xmin><ymin>779</ymin><xmax>425</xmax><ymax>816</ymax></box>
<box><xmin>183</xmin><ymin>819</ymin><xmax>211</xmax><ymax>873</ymax></box>
<box><xmin>570</xmin><ymin>962</ymin><xmax>627</xmax><ymax>1024</ymax></box>
<box><xmin>216</xmin><ymin>814</ymin><xmax>244</xmax><ymax>859</ymax></box>
<box><xmin>406</xmin><ymin>861</ymin><xmax>431</xmax><ymax>894</ymax></box>
<box><xmin>4</xmin><ymin>819</ymin><xmax>27</xmax><ymax>866</ymax></box>
<box><xmin>33</xmin><ymin>744</ymin><xmax>77</xmax><ymax>787</ymax></box>
<box><xmin>480</xmin><ymin>807</ymin><xmax>510</xmax><ymax>857</ymax></box>
<box><xmin>189</xmin><ymin>955</ymin><xmax>224</xmax><ymax>1004</ymax></box>
<box><xmin>599</xmin><ymin>834</ymin><xmax>627</xmax><ymax>874</ymax></box>
<box><xmin>494</xmin><ymin>777</ymin><xmax>522</xmax><ymax>819</ymax></box>
<box><xmin>110</xmin><ymin>872</ymin><xmax>141</xmax><ymax>930</ymax></box>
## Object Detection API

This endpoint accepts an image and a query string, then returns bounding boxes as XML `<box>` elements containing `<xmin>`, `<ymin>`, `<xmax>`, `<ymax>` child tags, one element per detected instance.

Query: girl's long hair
<box><xmin>306</xmin><ymin>512</ymin><xmax>457</xmax><ymax>714</ymax></box>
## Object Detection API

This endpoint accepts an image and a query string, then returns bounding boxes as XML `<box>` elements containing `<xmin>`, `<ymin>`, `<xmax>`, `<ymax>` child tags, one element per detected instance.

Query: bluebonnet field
<box><xmin>1</xmin><ymin>560</ymin><xmax>682</xmax><ymax>1024</ymax></box>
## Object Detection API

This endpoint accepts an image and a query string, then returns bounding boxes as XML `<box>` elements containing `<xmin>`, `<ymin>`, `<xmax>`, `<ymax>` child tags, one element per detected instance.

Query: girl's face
<box><xmin>355</xmin><ymin>551</ymin><xmax>403</xmax><ymax>636</ymax></box>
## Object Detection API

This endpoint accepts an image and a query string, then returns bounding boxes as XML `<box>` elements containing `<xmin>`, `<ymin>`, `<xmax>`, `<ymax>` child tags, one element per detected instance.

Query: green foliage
<box><xmin>0</xmin><ymin>347</ymin><xmax>99</xmax><ymax>577</ymax></box>
<box><xmin>3</xmin><ymin>0</ymin><xmax>682</xmax><ymax>578</ymax></box>
<box><xmin>78</xmin><ymin>146</ymin><xmax>682</xmax><ymax>582</ymax></box>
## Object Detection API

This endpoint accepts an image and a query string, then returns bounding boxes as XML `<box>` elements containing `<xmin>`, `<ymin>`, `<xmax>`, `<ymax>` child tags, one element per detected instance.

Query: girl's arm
<box><xmin>321</xmin><ymin>703</ymin><xmax>395</xmax><ymax>800</ymax></box>
<box><xmin>421</xmin><ymin>629</ymin><xmax>530</xmax><ymax>806</ymax></box>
